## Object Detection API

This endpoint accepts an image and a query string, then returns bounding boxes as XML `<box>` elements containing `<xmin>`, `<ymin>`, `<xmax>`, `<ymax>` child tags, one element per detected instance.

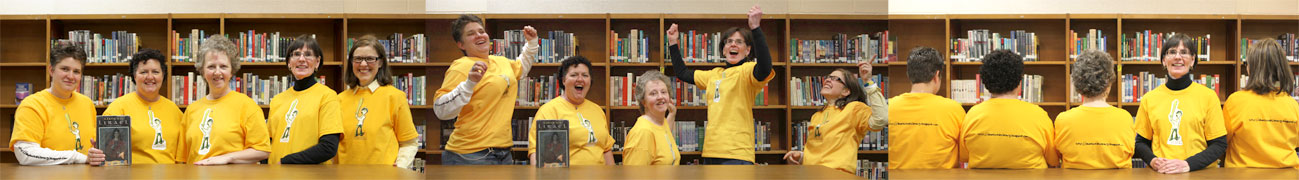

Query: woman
<box><xmin>666</xmin><ymin>5</ymin><xmax>774</xmax><ymax>165</ymax></box>
<box><xmin>1054</xmin><ymin>50</ymin><xmax>1134</xmax><ymax>169</ymax></box>
<box><xmin>266</xmin><ymin>35</ymin><xmax>344</xmax><ymax>164</ymax></box>
<box><xmin>93</xmin><ymin>49</ymin><xmax>185</xmax><ymax>165</ymax></box>
<box><xmin>338</xmin><ymin>35</ymin><xmax>421</xmax><ymax>168</ymax></box>
<box><xmin>782</xmin><ymin>69</ymin><xmax>875</xmax><ymax>173</ymax></box>
<box><xmin>433</xmin><ymin>14</ymin><xmax>539</xmax><ymax>165</ymax></box>
<box><xmin>177</xmin><ymin>35</ymin><xmax>271</xmax><ymax>165</ymax></box>
<box><xmin>1133</xmin><ymin>34</ymin><xmax>1228</xmax><ymax>173</ymax></box>
<box><xmin>9</xmin><ymin>42</ymin><xmax>97</xmax><ymax>165</ymax></box>
<box><xmin>528</xmin><ymin>56</ymin><xmax>615</xmax><ymax>165</ymax></box>
<box><xmin>1223</xmin><ymin>39</ymin><xmax>1298</xmax><ymax>169</ymax></box>
<box><xmin>622</xmin><ymin>70</ymin><xmax>681</xmax><ymax>165</ymax></box>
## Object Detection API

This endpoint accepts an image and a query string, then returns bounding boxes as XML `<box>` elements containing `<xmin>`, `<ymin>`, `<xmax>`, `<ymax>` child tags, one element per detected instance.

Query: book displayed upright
<box><xmin>97</xmin><ymin>115</ymin><xmax>132</xmax><ymax>166</ymax></box>
<box><xmin>534</xmin><ymin>119</ymin><xmax>569</xmax><ymax>168</ymax></box>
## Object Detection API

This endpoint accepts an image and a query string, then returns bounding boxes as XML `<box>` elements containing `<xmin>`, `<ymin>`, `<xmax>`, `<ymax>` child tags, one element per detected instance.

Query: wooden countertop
<box><xmin>0</xmin><ymin>164</ymin><xmax>424</xmax><ymax>179</ymax></box>
<box><xmin>422</xmin><ymin>165</ymin><xmax>862</xmax><ymax>179</ymax></box>
<box><xmin>892</xmin><ymin>167</ymin><xmax>1299</xmax><ymax>179</ymax></box>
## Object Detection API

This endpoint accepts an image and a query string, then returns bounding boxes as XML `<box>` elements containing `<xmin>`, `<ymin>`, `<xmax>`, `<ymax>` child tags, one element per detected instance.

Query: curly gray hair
<box><xmin>634</xmin><ymin>70</ymin><xmax>674</xmax><ymax>113</ymax></box>
<box><xmin>196</xmin><ymin>35</ymin><xmax>241</xmax><ymax>75</ymax></box>
<box><xmin>1071</xmin><ymin>50</ymin><xmax>1115</xmax><ymax>98</ymax></box>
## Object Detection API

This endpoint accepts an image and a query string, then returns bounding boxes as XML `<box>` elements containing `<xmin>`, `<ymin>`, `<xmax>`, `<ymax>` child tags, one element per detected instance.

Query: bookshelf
<box><xmin>1</xmin><ymin>13</ymin><xmax>1294</xmax><ymax>166</ymax></box>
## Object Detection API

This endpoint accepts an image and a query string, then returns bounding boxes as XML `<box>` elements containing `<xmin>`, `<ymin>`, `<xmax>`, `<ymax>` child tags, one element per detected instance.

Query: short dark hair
<box><xmin>451</xmin><ymin>14</ymin><xmax>483</xmax><ymax>43</ymax></box>
<box><xmin>558</xmin><ymin>56</ymin><xmax>593</xmax><ymax>90</ymax></box>
<box><xmin>1071</xmin><ymin>50</ymin><xmax>1115</xmax><ymax>98</ymax></box>
<box><xmin>1243</xmin><ymin>39</ymin><xmax>1295</xmax><ymax>95</ymax></box>
<box><xmin>50</xmin><ymin>41</ymin><xmax>87</xmax><ymax>66</ymax></box>
<box><xmin>284</xmin><ymin>34</ymin><xmax>325</xmax><ymax>68</ymax></box>
<box><xmin>978</xmin><ymin>50</ymin><xmax>1024</xmax><ymax>95</ymax></box>
<box><xmin>345</xmin><ymin>35</ymin><xmax>394</xmax><ymax>87</ymax></box>
<box><xmin>129</xmin><ymin>48</ymin><xmax>168</xmax><ymax>77</ymax></box>
<box><xmin>1161</xmin><ymin>33</ymin><xmax>1198</xmax><ymax>66</ymax></box>
<box><xmin>720</xmin><ymin>27</ymin><xmax>754</xmax><ymax>65</ymax></box>
<box><xmin>906</xmin><ymin>46</ymin><xmax>944</xmax><ymax>83</ymax></box>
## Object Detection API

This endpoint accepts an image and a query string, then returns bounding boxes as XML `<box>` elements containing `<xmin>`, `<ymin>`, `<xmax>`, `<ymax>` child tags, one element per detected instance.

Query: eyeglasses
<box><xmin>826</xmin><ymin>76</ymin><xmax>846</xmax><ymax>85</ymax></box>
<box><xmin>291</xmin><ymin>52</ymin><xmax>317</xmax><ymax>59</ymax></box>
<box><xmin>352</xmin><ymin>56</ymin><xmax>380</xmax><ymax>63</ymax></box>
<box><xmin>725</xmin><ymin>39</ymin><xmax>745</xmax><ymax>45</ymax></box>
<box><xmin>1165</xmin><ymin>49</ymin><xmax>1193</xmax><ymax>58</ymax></box>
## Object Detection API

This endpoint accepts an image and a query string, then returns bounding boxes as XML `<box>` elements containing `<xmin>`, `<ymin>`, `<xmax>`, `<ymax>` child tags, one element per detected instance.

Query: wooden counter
<box><xmin>422</xmin><ymin>165</ymin><xmax>862</xmax><ymax>179</ymax></box>
<box><xmin>892</xmin><ymin>167</ymin><xmax>1299</xmax><ymax>179</ymax></box>
<box><xmin>0</xmin><ymin>164</ymin><xmax>424</xmax><ymax>179</ymax></box>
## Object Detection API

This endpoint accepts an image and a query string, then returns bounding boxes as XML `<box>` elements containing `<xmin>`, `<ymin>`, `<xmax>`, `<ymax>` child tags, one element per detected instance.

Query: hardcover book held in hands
<box><xmin>97</xmin><ymin>115</ymin><xmax>131</xmax><ymax>165</ymax></box>
<box><xmin>534</xmin><ymin>119</ymin><xmax>569</xmax><ymax>168</ymax></box>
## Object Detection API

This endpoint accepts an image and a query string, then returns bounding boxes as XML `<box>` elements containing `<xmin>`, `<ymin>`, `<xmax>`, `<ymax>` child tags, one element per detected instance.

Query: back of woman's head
<box><xmin>1244</xmin><ymin>39</ymin><xmax>1295</xmax><ymax>95</ymax></box>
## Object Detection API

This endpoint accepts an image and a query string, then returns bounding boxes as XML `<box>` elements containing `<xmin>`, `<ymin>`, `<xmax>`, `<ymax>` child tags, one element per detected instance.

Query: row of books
<box><xmin>789</xmin><ymin>32</ymin><xmax>897</xmax><ymax>64</ymax></box>
<box><xmin>857</xmin><ymin>160</ymin><xmax>888</xmax><ymax>180</ymax></box>
<box><xmin>510</xmin><ymin>118</ymin><xmax>531</xmax><ymax>148</ymax></box>
<box><xmin>170</xmin><ymin>72</ymin><xmax>324</xmax><ymax>105</ymax></box>
<box><xmin>789</xmin><ymin>76</ymin><xmax>828</xmax><ymax>106</ymax></box>
<box><xmin>1119</xmin><ymin>31</ymin><xmax>1210</xmax><ymax>61</ymax></box>
<box><xmin>609</xmin><ymin>29</ymin><xmax>649</xmax><ymax>63</ymax></box>
<box><xmin>55</xmin><ymin>30</ymin><xmax>141</xmax><ymax>63</ymax></box>
<box><xmin>171</xmin><ymin>29</ymin><xmax>208</xmax><ymax>62</ymax></box>
<box><xmin>392</xmin><ymin>73</ymin><xmax>427</xmax><ymax>105</ymax></box>
<box><xmin>674</xmin><ymin>80</ymin><xmax>708</xmax><ymax>106</ymax></box>
<box><xmin>611</xmin><ymin>73</ymin><xmax>640</xmax><ymax>107</ymax></box>
<box><xmin>791</xmin><ymin>122</ymin><xmax>889</xmax><ymax>151</ymax></box>
<box><xmin>669</xmin><ymin>30</ymin><xmax>726</xmax><ymax>63</ymax></box>
<box><xmin>516</xmin><ymin>74</ymin><xmax>560</xmax><ymax>106</ymax></box>
<box><xmin>754</xmin><ymin>85</ymin><xmax>771</xmax><ymax>106</ymax></box>
<box><xmin>609</xmin><ymin>120</ymin><xmax>631</xmax><ymax>152</ymax></box>
<box><xmin>79</xmin><ymin>74</ymin><xmax>134</xmax><ymax>105</ymax></box>
<box><xmin>674</xmin><ymin>121</ymin><xmax>705</xmax><ymax>152</ymax></box>
<box><xmin>754</xmin><ymin>121</ymin><xmax>773</xmax><ymax>151</ymax></box>
<box><xmin>951</xmin><ymin>29</ymin><xmax>1040</xmax><ymax>62</ymax></box>
<box><xmin>491</xmin><ymin>30</ymin><xmax>578</xmax><ymax>63</ymax></box>
<box><xmin>234</xmin><ymin>30</ymin><xmax>301</xmax><ymax>63</ymax></box>
<box><xmin>1070</xmin><ymin>29</ymin><xmax>1108</xmax><ymax>60</ymax></box>
<box><xmin>346</xmin><ymin>33</ymin><xmax>428</xmax><ymax>63</ymax></box>
<box><xmin>415</xmin><ymin>125</ymin><xmax>426</xmax><ymax>150</ymax></box>
<box><xmin>950</xmin><ymin>74</ymin><xmax>1045</xmax><ymax>103</ymax></box>
<box><xmin>1240</xmin><ymin>33</ymin><xmax>1298</xmax><ymax>62</ymax></box>
<box><xmin>1120</xmin><ymin>72</ymin><xmax>1222</xmax><ymax>102</ymax></box>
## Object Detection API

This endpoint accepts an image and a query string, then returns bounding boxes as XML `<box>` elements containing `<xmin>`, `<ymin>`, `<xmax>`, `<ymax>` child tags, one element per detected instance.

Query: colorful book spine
<box><xmin>610</xmin><ymin>29</ymin><xmax>649</xmax><ymax>63</ymax></box>
<box><xmin>951</xmin><ymin>29</ymin><xmax>1039</xmax><ymax>62</ymax></box>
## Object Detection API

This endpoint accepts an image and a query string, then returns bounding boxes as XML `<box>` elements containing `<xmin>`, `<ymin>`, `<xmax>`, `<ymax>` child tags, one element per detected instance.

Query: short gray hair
<box><xmin>1071</xmin><ymin>50</ymin><xmax>1115</xmax><ymax>98</ymax></box>
<box><xmin>196</xmin><ymin>35</ymin><xmax>240</xmax><ymax>75</ymax></box>
<box><xmin>634</xmin><ymin>70</ymin><xmax>674</xmax><ymax>113</ymax></box>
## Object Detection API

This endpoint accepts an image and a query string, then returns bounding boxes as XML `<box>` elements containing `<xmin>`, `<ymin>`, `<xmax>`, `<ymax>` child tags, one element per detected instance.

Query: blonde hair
<box><xmin>196</xmin><ymin>35</ymin><xmax>240</xmax><ymax>75</ymax></box>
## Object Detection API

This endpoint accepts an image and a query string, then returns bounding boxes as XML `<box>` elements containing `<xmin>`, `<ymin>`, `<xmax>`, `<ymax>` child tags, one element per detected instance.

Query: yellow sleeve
<box><xmin>621</xmin><ymin>128</ymin><xmax>655</xmax><ymax>165</ymax></box>
<box><xmin>693</xmin><ymin>69</ymin><xmax>719</xmax><ymax>89</ymax></box>
<box><xmin>318</xmin><ymin>94</ymin><xmax>344</xmax><ymax>136</ymax></box>
<box><xmin>1042</xmin><ymin>111</ymin><xmax>1059</xmax><ymax>168</ymax></box>
<box><xmin>600</xmin><ymin>121</ymin><xmax>615</xmax><ymax>153</ymax></box>
<box><xmin>242</xmin><ymin>102</ymin><xmax>271</xmax><ymax>152</ymax></box>
<box><xmin>528</xmin><ymin>107</ymin><xmax>556</xmax><ymax>155</ymax></box>
<box><xmin>958</xmin><ymin>112</ymin><xmax>970</xmax><ymax>164</ymax></box>
<box><xmin>434</xmin><ymin>60</ymin><xmax>473</xmax><ymax>104</ymax></box>
<box><xmin>392</xmin><ymin>92</ymin><xmax>420</xmax><ymax>142</ymax></box>
<box><xmin>1203</xmin><ymin>96</ymin><xmax>1227</xmax><ymax>139</ymax></box>
<box><xmin>1135</xmin><ymin>101</ymin><xmax>1153</xmax><ymax>139</ymax></box>
<box><xmin>1222</xmin><ymin>94</ymin><xmax>1241</xmax><ymax>139</ymax></box>
<box><xmin>746</xmin><ymin>65</ymin><xmax>776</xmax><ymax>85</ymax></box>
<box><xmin>510</xmin><ymin>59</ymin><xmax>524</xmax><ymax>80</ymax></box>
<box><xmin>9</xmin><ymin>100</ymin><xmax>45</xmax><ymax>148</ymax></box>
<box><xmin>851</xmin><ymin>103</ymin><xmax>875</xmax><ymax>138</ymax></box>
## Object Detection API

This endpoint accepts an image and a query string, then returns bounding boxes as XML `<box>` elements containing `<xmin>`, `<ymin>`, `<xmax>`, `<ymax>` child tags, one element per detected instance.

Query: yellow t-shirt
<box><xmin>622</xmin><ymin>116</ymin><xmax>680</xmax><ymax>165</ymax></box>
<box><xmin>9</xmin><ymin>89</ymin><xmax>97</xmax><ymax>155</ymax></box>
<box><xmin>1054</xmin><ymin>106</ymin><xmax>1135</xmax><ymax>169</ymax></box>
<box><xmin>436</xmin><ymin>56</ymin><xmax>523</xmax><ymax>154</ymax></box>
<box><xmin>529</xmin><ymin>97</ymin><xmax>614</xmax><ymax>165</ymax></box>
<box><xmin>102</xmin><ymin>92</ymin><xmax>183</xmax><ymax>164</ymax></box>
<box><xmin>177</xmin><ymin>92</ymin><xmax>271</xmax><ymax>163</ymax></box>
<box><xmin>267</xmin><ymin>83</ymin><xmax>344</xmax><ymax>164</ymax></box>
<box><xmin>337</xmin><ymin>85</ymin><xmax>420</xmax><ymax>164</ymax></box>
<box><xmin>1135</xmin><ymin>83</ymin><xmax>1226</xmax><ymax>166</ymax></box>
<box><xmin>693</xmin><ymin>61</ymin><xmax>774</xmax><ymax>162</ymax></box>
<box><xmin>887</xmin><ymin>93</ymin><xmax>965</xmax><ymax>169</ymax></box>
<box><xmin>1223</xmin><ymin>90</ymin><xmax>1299</xmax><ymax>169</ymax></box>
<box><xmin>961</xmin><ymin>98</ymin><xmax>1058</xmax><ymax>169</ymax></box>
<box><xmin>804</xmin><ymin>102</ymin><xmax>875</xmax><ymax>173</ymax></box>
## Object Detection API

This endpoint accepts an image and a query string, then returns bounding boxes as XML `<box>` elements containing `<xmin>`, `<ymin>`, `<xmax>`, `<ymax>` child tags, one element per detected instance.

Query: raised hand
<box><xmin>522</xmin><ymin>26</ymin><xmax>539</xmax><ymax>42</ymax></box>
<box><xmin>858</xmin><ymin>61</ymin><xmax>873</xmax><ymax>81</ymax></box>
<box><xmin>468</xmin><ymin>61</ymin><xmax>487</xmax><ymax>83</ymax></box>
<box><xmin>666</xmin><ymin>24</ymin><xmax>680</xmax><ymax>46</ymax></box>
<box><xmin>748</xmin><ymin>5</ymin><xmax>763</xmax><ymax>29</ymax></box>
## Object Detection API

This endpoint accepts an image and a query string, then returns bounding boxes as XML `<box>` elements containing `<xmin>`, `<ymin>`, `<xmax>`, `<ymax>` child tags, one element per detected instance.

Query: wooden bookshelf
<box><xmin>2</xmin><ymin>13</ymin><xmax>1294</xmax><ymax>166</ymax></box>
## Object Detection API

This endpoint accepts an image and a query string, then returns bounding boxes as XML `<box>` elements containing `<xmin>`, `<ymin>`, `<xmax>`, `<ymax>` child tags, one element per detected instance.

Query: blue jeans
<box><xmin>442</xmin><ymin>147</ymin><xmax>513</xmax><ymax>165</ymax></box>
<box><xmin>702</xmin><ymin>157</ymin><xmax>755</xmax><ymax>165</ymax></box>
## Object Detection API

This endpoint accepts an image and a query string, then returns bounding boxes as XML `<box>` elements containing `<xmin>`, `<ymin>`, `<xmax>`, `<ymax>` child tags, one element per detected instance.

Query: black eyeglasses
<box><xmin>352</xmin><ymin>56</ymin><xmax>380</xmax><ymax>63</ymax></box>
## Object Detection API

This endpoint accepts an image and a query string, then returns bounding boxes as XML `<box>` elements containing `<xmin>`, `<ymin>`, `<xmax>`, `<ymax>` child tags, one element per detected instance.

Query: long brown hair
<box><xmin>822</xmin><ymin>68</ymin><xmax>867</xmax><ymax>111</ymax></box>
<box><xmin>344</xmin><ymin>35</ymin><xmax>394</xmax><ymax>87</ymax></box>
<box><xmin>1243</xmin><ymin>39</ymin><xmax>1295</xmax><ymax>95</ymax></box>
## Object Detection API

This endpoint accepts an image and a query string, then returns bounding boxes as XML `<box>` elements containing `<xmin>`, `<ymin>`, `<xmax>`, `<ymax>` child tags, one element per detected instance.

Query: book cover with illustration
<box><xmin>97</xmin><ymin>115</ymin><xmax>131</xmax><ymax>165</ymax></box>
<box><xmin>534</xmin><ymin>119</ymin><xmax>568</xmax><ymax>168</ymax></box>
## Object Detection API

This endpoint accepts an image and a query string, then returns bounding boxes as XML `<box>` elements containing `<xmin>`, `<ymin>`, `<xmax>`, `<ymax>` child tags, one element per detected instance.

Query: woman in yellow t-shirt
<box><xmin>1054</xmin><ymin>50</ymin><xmax>1134</xmax><ymax>169</ymax></box>
<box><xmin>783</xmin><ymin>69</ymin><xmax>876</xmax><ymax>173</ymax></box>
<box><xmin>91</xmin><ymin>49</ymin><xmax>185</xmax><ymax>165</ymax></box>
<box><xmin>1133</xmin><ymin>34</ymin><xmax>1228</xmax><ymax>174</ymax></box>
<box><xmin>622</xmin><ymin>70</ymin><xmax>681</xmax><ymax>165</ymax></box>
<box><xmin>665</xmin><ymin>5</ymin><xmax>774</xmax><ymax>165</ymax></box>
<box><xmin>266</xmin><ymin>35</ymin><xmax>344</xmax><ymax>164</ymax></box>
<box><xmin>9</xmin><ymin>42</ymin><xmax>98</xmax><ymax>165</ymax></box>
<box><xmin>528</xmin><ymin>56</ymin><xmax>615</xmax><ymax>165</ymax></box>
<box><xmin>338</xmin><ymin>35</ymin><xmax>421</xmax><ymax>168</ymax></box>
<box><xmin>1223</xmin><ymin>39</ymin><xmax>1299</xmax><ymax>169</ymax></box>
<box><xmin>177</xmin><ymin>35</ymin><xmax>271</xmax><ymax>165</ymax></box>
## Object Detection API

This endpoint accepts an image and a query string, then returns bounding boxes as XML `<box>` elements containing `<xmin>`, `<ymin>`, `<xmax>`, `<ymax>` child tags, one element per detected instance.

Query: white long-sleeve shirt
<box><xmin>12</xmin><ymin>141</ymin><xmax>88</xmax><ymax>165</ymax></box>
<box><xmin>434</xmin><ymin>38</ymin><xmax>538</xmax><ymax>120</ymax></box>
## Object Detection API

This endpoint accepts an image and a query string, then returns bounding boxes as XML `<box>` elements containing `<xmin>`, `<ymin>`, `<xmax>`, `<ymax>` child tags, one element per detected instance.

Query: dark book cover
<box><xmin>534</xmin><ymin>119</ymin><xmax>568</xmax><ymax>168</ymax></box>
<box><xmin>97</xmin><ymin>115</ymin><xmax>131</xmax><ymax>165</ymax></box>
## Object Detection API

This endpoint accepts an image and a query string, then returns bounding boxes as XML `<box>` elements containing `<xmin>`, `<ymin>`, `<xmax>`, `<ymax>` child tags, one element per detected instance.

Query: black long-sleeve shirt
<box><xmin>670</xmin><ymin>27</ymin><xmax>773</xmax><ymax>84</ymax></box>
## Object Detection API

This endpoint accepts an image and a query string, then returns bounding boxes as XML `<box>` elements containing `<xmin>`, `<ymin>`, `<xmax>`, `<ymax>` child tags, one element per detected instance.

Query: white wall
<box><xmin>889</xmin><ymin>0</ymin><xmax>1297</xmax><ymax>15</ymax></box>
